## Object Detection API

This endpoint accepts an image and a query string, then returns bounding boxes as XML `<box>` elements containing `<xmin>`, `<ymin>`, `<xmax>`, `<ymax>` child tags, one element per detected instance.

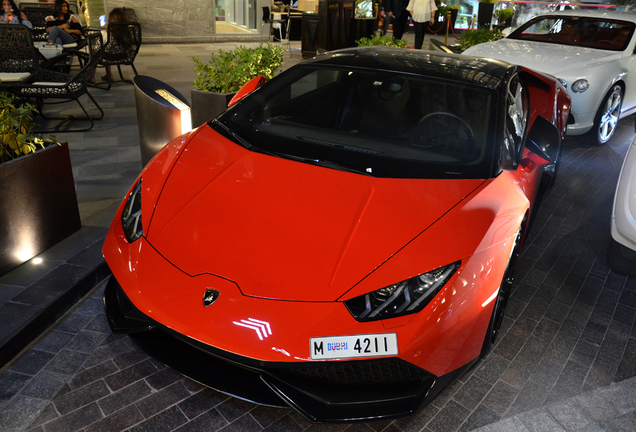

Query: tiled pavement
<box><xmin>2</xmin><ymin>36</ymin><xmax>636</xmax><ymax>432</ymax></box>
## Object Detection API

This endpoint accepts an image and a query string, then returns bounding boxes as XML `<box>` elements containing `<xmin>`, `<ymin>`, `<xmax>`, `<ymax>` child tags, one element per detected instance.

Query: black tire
<box><xmin>589</xmin><ymin>84</ymin><xmax>622</xmax><ymax>146</ymax></box>
<box><xmin>480</xmin><ymin>224</ymin><xmax>523</xmax><ymax>358</ymax></box>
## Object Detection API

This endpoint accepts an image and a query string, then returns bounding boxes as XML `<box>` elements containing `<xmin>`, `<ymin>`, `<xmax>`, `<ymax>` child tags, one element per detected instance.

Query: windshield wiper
<box><xmin>212</xmin><ymin>120</ymin><xmax>281</xmax><ymax>158</ymax></box>
<box><xmin>283</xmin><ymin>154</ymin><xmax>373</xmax><ymax>176</ymax></box>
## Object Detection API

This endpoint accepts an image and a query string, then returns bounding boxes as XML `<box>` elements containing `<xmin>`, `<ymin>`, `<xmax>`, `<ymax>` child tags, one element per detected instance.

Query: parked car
<box><xmin>103</xmin><ymin>47</ymin><xmax>570</xmax><ymax>422</ymax></box>
<box><xmin>609</xmin><ymin>133</ymin><xmax>636</xmax><ymax>275</ymax></box>
<box><xmin>463</xmin><ymin>10</ymin><xmax>636</xmax><ymax>145</ymax></box>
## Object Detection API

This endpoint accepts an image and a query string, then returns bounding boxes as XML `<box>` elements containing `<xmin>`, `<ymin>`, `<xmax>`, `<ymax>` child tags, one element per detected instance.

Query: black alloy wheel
<box><xmin>480</xmin><ymin>223</ymin><xmax>523</xmax><ymax>357</ymax></box>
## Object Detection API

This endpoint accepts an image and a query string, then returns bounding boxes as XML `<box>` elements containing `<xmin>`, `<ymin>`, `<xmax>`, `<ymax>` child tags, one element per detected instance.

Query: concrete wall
<box><xmin>104</xmin><ymin>0</ymin><xmax>262</xmax><ymax>43</ymax></box>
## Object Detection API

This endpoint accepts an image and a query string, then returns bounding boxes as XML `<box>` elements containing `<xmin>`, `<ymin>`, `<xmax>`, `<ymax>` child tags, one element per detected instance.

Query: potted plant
<box><xmin>477</xmin><ymin>0</ymin><xmax>497</xmax><ymax>29</ymax></box>
<box><xmin>0</xmin><ymin>93</ymin><xmax>81</xmax><ymax>277</ymax></box>
<box><xmin>494</xmin><ymin>7</ymin><xmax>514</xmax><ymax>28</ymax></box>
<box><xmin>458</xmin><ymin>27</ymin><xmax>503</xmax><ymax>51</ymax></box>
<box><xmin>191</xmin><ymin>43</ymin><xmax>284</xmax><ymax>128</ymax></box>
<box><xmin>356</xmin><ymin>33</ymin><xmax>408</xmax><ymax>48</ymax></box>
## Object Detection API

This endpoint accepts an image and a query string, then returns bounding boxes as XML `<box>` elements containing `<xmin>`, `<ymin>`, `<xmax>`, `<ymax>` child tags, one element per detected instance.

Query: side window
<box><xmin>502</xmin><ymin>74</ymin><xmax>528</xmax><ymax>169</ymax></box>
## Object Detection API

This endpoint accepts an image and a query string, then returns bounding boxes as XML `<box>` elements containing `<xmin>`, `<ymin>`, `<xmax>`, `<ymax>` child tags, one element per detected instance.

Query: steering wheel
<box><xmin>416</xmin><ymin>112</ymin><xmax>476</xmax><ymax>153</ymax></box>
<box><xmin>595</xmin><ymin>40</ymin><xmax>615</xmax><ymax>49</ymax></box>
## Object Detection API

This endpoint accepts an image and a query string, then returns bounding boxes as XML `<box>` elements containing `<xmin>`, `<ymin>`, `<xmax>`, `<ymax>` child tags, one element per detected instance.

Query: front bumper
<box><xmin>104</xmin><ymin>275</ymin><xmax>472</xmax><ymax>422</ymax></box>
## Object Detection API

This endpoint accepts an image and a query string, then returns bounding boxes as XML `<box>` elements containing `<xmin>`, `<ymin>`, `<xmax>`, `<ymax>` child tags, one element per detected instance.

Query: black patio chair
<box><xmin>15</xmin><ymin>31</ymin><xmax>104</xmax><ymax>132</ymax></box>
<box><xmin>0</xmin><ymin>24</ymin><xmax>42</xmax><ymax>74</ymax></box>
<box><xmin>88</xmin><ymin>22</ymin><xmax>141</xmax><ymax>90</ymax></box>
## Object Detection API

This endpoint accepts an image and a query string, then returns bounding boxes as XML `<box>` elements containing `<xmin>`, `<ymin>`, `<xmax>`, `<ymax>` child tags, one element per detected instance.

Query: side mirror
<box><xmin>526</xmin><ymin>116</ymin><xmax>561</xmax><ymax>163</ymax></box>
<box><xmin>228</xmin><ymin>76</ymin><xmax>267</xmax><ymax>107</ymax></box>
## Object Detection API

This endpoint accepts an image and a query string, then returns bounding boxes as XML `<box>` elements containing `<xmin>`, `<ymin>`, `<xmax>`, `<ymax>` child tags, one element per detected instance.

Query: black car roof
<box><xmin>304</xmin><ymin>46</ymin><xmax>515</xmax><ymax>90</ymax></box>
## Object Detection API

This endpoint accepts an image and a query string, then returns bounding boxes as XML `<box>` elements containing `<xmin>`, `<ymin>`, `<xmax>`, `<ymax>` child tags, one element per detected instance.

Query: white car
<box><xmin>610</xmin><ymin>134</ymin><xmax>636</xmax><ymax>275</ymax></box>
<box><xmin>463</xmin><ymin>10</ymin><xmax>636</xmax><ymax>145</ymax></box>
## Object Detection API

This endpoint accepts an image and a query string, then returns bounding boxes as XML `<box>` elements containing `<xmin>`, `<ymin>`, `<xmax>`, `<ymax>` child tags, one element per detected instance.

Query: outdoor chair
<box><xmin>15</xmin><ymin>31</ymin><xmax>104</xmax><ymax>132</ymax></box>
<box><xmin>87</xmin><ymin>22</ymin><xmax>141</xmax><ymax>90</ymax></box>
<box><xmin>0</xmin><ymin>24</ymin><xmax>60</xmax><ymax>88</ymax></box>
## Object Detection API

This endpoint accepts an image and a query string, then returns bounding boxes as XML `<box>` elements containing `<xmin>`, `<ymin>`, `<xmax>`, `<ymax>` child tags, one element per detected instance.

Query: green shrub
<box><xmin>0</xmin><ymin>93</ymin><xmax>58</xmax><ymax>163</ymax></box>
<box><xmin>356</xmin><ymin>33</ymin><xmax>408</xmax><ymax>48</ymax></box>
<box><xmin>495</xmin><ymin>8</ymin><xmax>514</xmax><ymax>21</ymax></box>
<box><xmin>459</xmin><ymin>28</ymin><xmax>503</xmax><ymax>51</ymax></box>
<box><xmin>193</xmin><ymin>43</ymin><xmax>284</xmax><ymax>94</ymax></box>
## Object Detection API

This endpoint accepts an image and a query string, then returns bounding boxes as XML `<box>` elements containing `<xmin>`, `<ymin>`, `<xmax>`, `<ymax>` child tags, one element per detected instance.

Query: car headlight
<box><xmin>571</xmin><ymin>79</ymin><xmax>589</xmax><ymax>93</ymax></box>
<box><xmin>121</xmin><ymin>178</ymin><xmax>143</xmax><ymax>243</ymax></box>
<box><xmin>344</xmin><ymin>261</ymin><xmax>460</xmax><ymax>322</ymax></box>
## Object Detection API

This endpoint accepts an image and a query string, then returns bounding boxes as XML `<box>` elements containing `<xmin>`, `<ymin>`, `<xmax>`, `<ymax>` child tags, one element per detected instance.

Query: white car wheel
<box><xmin>593</xmin><ymin>85</ymin><xmax>622</xmax><ymax>146</ymax></box>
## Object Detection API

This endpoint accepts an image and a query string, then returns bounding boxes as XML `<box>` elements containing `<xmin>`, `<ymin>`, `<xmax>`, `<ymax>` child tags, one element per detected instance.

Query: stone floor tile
<box><xmin>482</xmin><ymin>380</ymin><xmax>519</xmax><ymax>416</ymax></box>
<box><xmin>26</xmin><ymin>402</ymin><xmax>58</xmax><ymax>429</ymax></box>
<box><xmin>217</xmin><ymin>397</ymin><xmax>259</xmax><ymax>423</ymax></box>
<box><xmin>44</xmin><ymin>402</ymin><xmax>103</xmax><ymax>432</ymax></box>
<box><xmin>0</xmin><ymin>396</ymin><xmax>49</xmax><ymax>431</ymax></box>
<box><xmin>458</xmin><ymin>405</ymin><xmax>500</xmax><ymax>432</ymax></box>
<box><xmin>177</xmin><ymin>388</ymin><xmax>228</xmax><ymax>420</ymax></box>
<box><xmin>127</xmin><ymin>405</ymin><xmax>188</xmax><ymax>432</ymax></box>
<box><xmin>453</xmin><ymin>376</ymin><xmax>492</xmax><ymax>411</ymax></box>
<box><xmin>43</xmin><ymin>349</ymin><xmax>90</xmax><ymax>375</ymax></box>
<box><xmin>53</xmin><ymin>380</ymin><xmax>110</xmax><ymax>415</ymax></box>
<box><xmin>485</xmin><ymin>417</ymin><xmax>529</xmax><ymax>432</ymax></box>
<box><xmin>426</xmin><ymin>400</ymin><xmax>470</xmax><ymax>432</ymax></box>
<box><xmin>546</xmin><ymin>399</ymin><xmax>591</xmax><ymax>431</ymax></box>
<box><xmin>135</xmin><ymin>381</ymin><xmax>190</xmax><ymax>419</ymax></box>
<box><xmin>597</xmin><ymin>379</ymin><xmax>636</xmax><ymax>415</ymax></box>
<box><xmin>84</xmin><ymin>404</ymin><xmax>145</xmax><ymax>432</ymax></box>
<box><xmin>103</xmin><ymin>359</ymin><xmax>158</xmax><ymax>392</ymax></box>
<box><xmin>145</xmin><ymin>367</ymin><xmax>183</xmax><ymax>391</ymax></box>
<box><xmin>391</xmin><ymin>402</ymin><xmax>438</xmax><ymax>432</ymax></box>
<box><xmin>98</xmin><ymin>379</ymin><xmax>153</xmax><ymax>416</ymax></box>
<box><xmin>64</xmin><ymin>330</ymin><xmax>109</xmax><ymax>354</ymax></box>
<box><xmin>19</xmin><ymin>371</ymin><xmax>67</xmax><ymax>400</ymax></box>
<box><xmin>68</xmin><ymin>359</ymin><xmax>119</xmax><ymax>390</ymax></box>
<box><xmin>573</xmin><ymin>391</ymin><xmax>620</xmax><ymax>423</ymax></box>
<box><xmin>215</xmin><ymin>413</ymin><xmax>264</xmax><ymax>432</ymax></box>
<box><xmin>8</xmin><ymin>350</ymin><xmax>55</xmax><ymax>376</ymax></box>
<box><xmin>31</xmin><ymin>330</ymin><xmax>74</xmax><ymax>354</ymax></box>
<box><xmin>603</xmin><ymin>411</ymin><xmax>636</xmax><ymax>432</ymax></box>
<box><xmin>517</xmin><ymin>408</ymin><xmax>566</xmax><ymax>432</ymax></box>
<box><xmin>474</xmin><ymin>353</ymin><xmax>510</xmax><ymax>385</ymax></box>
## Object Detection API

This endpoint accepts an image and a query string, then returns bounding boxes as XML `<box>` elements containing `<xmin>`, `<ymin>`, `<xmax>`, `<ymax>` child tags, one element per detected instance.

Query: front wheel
<box><xmin>589</xmin><ymin>84</ymin><xmax>622</xmax><ymax>146</ymax></box>
<box><xmin>480</xmin><ymin>224</ymin><xmax>523</xmax><ymax>358</ymax></box>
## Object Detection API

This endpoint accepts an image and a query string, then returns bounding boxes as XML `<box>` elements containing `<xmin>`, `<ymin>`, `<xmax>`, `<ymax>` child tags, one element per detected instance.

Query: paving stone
<box><xmin>32</xmin><ymin>330</ymin><xmax>74</xmax><ymax>354</ymax></box>
<box><xmin>136</xmin><ymin>381</ymin><xmax>190</xmax><ymax>418</ymax></box>
<box><xmin>104</xmin><ymin>359</ymin><xmax>158</xmax><ymax>392</ymax></box>
<box><xmin>145</xmin><ymin>367</ymin><xmax>182</xmax><ymax>391</ymax></box>
<box><xmin>458</xmin><ymin>405</ymin><xmax>500</xmax><ymax>432</ymax></box>
<box><xmin>425</xmin><ymin>400</ymin><xmax>470</xmax><ymax>432</ymax></box>
<box><xmin>20</xmin><ymin>371</ymin><xmax>67</xmax><ymax>400</ymax></box>
<box><xmin>546</xmin><ymin>399</ymin><xmax>592</xmax><ymax>431</ymax></box>
<box><xmin>53</xmin><ymin>380</ymin><xmax>111</xmax><ymax>415</ymax></box>
<box><xmin>0</xmin><ymin>371</ymin><xmax>32</xmax><ymax>405</ymax></box>
<box><xmin>216</xmin><ymin>413</ymin><xmax>265</xmax><ymax>432</ymax></box>
<box><xmin>177</xmin><ymin>388</ymin><xmax>228</xmax><ymax>420</ymax></box>
<box><xmin>98</xmin><ymin>379</ymin><xmax>153</xmax><ymax>416</ymax></box>
<box><xmin>517</xmin><ymin>408</ymin><xmax>566</xmax><ymax>432</ymax></box>
<box><xmin>84</xmin><ymin>404</ymin><xmax>145</xmax><ymax>432</ymax></box>
<box><xmin>44</xmin><ymin>402</ymin><xmax>104</xmax><ymax>432</ymax></box>
<box><xmin>26</xmin><ymin>402</ymin><xmax>59</xmax><ymax>429</ymax></box>
<box><xmin>217</xmin><ymin>397</ymin><xmax>259</xmax><ymax>423</ymax></box>
<box><xmin>68</xmin><ymin>359</ymin><xmax>119</xmax><ymax>390</ymax></box>
<box><xmin>44</xmin><ymin>349</ymin><xmax>90</xmax><ymax>375</ymax></box>
<box><xmin>0</xmin><ymin>396</ymin><xmax>49</xmax><ymax>431</ymax></box>
<box><xmin>129</xmin><ymin>405</ymin><xmax>189</xmax><ymax>432</ymax></box>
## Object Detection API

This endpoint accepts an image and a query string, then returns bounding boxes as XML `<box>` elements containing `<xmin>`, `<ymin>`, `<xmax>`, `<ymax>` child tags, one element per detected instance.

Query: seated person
<box><xmin>1</xmin><ymin>0</ymin><xmax>32</xmax><ymax>28</ymax></box>
<box><xmin>88</xmin><ymin>7</ymin><xmax>129</xmax><ymax>83</ymax></box>
<box><xmin>45</xmin><ymin>0</ymin><xmax>82</xmax><ymax>45</ymax></box>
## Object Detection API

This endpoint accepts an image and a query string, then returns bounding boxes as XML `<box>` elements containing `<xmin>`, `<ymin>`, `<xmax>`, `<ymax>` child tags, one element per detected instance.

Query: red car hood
<box><xmin>147</xmin><ymin>127</ymin><xmax>485</xmax><ymax>301</ymax></box>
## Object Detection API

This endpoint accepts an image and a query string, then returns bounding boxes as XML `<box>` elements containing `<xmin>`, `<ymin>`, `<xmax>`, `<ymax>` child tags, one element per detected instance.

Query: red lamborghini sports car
<box><xmin>103</xmin><ymin>47</ymin><xmax>570</xmax><ymax>422</ymax></box>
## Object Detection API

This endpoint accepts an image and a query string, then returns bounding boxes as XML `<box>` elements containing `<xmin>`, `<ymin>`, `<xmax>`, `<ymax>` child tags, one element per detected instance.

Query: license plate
<box><xmin>310</xmin><ymin>333</ymin><xmax>398</xmax><ymax>360</ymax></box>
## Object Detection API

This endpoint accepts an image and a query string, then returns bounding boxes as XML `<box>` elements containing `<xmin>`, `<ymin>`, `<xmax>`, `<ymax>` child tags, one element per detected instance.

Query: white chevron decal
<box><xmin>233</xmin><ymin>318</ymin><xmax>272</xmax><ymax>340</ymax></box>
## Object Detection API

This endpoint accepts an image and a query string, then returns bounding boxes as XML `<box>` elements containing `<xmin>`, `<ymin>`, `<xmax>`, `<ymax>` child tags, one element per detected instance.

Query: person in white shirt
<box><xmin>406</xmin><ymin>0</ymin><xmax>436</xmax><ymax>49</ymax></box>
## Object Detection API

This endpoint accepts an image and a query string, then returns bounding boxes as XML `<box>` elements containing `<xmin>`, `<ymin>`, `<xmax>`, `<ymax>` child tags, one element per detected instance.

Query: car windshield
<box><xmin>216</xmin><ymin>65</ymin><xmax>496</xmax><ymax>179</ymax></box>
<box><xmin>510</xmin><ymin>16</ymin><xmax>635</xmax><ymax>51</ymax></box>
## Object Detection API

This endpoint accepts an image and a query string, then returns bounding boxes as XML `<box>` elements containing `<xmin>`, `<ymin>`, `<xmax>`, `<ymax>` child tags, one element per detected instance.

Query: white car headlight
<box><xmin>344</xmin><ymin>261</ymin><xmax>460</xmax><ymax>322</ymax></box>
<box><xmin>121</xmin><ymin>178</ymin><xmax>143</xmax><ymax>243</ymax></box>
<box><xmin>571</xmin><ymin>79</ymin><xmax>589</xmax><ymax>93</ymax></box>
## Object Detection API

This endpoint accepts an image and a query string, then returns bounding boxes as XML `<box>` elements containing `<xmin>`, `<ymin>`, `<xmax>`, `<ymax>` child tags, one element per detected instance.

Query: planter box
<box><xmin>191</xmin><ymin>89</ymin><xmax>236</xmax><ymax>129</ymax></box>
<box><xmin>0</xmin><ymin>143</ymin><xmax>81</xmax><ymax>277</ymax></box>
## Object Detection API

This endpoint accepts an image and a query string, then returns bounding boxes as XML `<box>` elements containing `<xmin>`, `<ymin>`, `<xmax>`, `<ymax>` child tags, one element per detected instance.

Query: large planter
<box><xmin>478</xmin><ymin>3</ymin><xmax>495</xmax><ymax>29</ymax></box>
<box><xmin>0</xmin><ymin>143</ymin><xmax>81</xmax><ymax>277</ymax></box>
<box><xmin>191</xmin><ymin>89</ymin><xmax>236</xmax><ymax>129</ymax></box>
